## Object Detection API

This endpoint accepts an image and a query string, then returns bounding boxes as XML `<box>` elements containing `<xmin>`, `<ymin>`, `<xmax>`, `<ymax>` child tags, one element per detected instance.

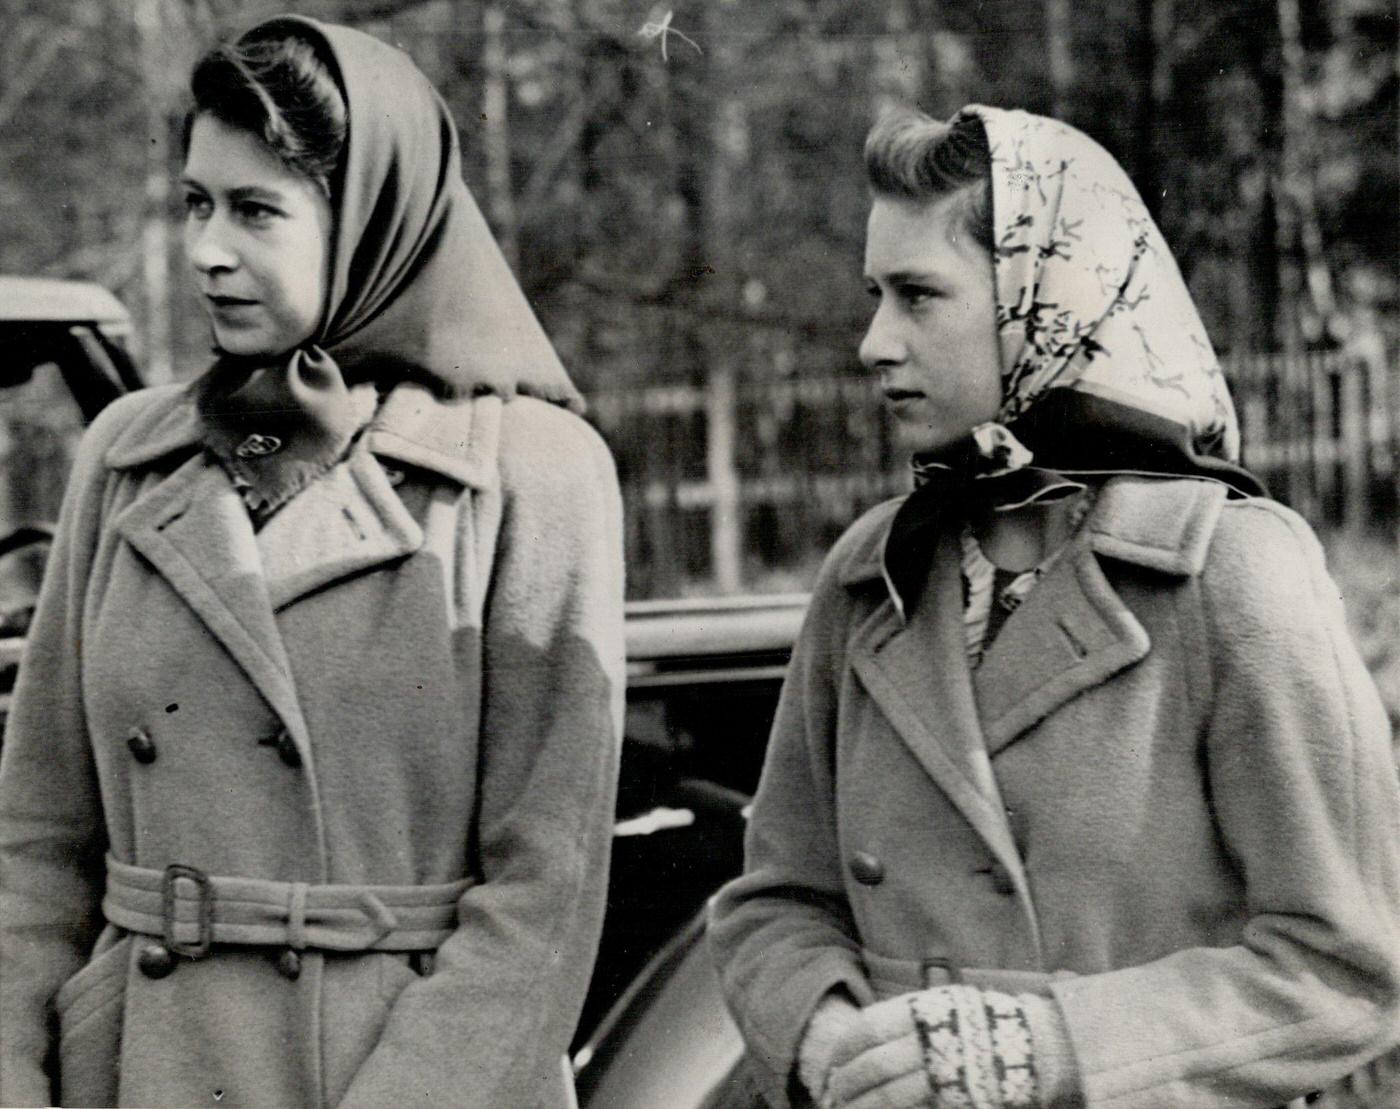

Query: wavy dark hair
<box><xmin>185</xmin><ymin>28</ymin><xmax>347</xmax><ymax>200</ymax></box>
<box><xmin>863</xmin><ymin>108</ymin><xmax>993</xmax><ymax>253</ymax></box>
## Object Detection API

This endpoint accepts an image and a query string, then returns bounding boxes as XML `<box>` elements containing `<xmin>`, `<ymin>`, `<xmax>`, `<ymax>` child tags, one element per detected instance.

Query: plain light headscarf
<box><xmin>197</xmin><ymin>14</ymin><xmax>580</xmax><ymax>512</ymax></box>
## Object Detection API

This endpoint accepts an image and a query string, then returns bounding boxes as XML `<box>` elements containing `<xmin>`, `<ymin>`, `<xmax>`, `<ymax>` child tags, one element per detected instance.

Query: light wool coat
<box><xmin>0</xmin><ymin>381</ymin><xmax>625</xmax><ymax>1108</ymax></box>
<box><xmin>709</xmin><ymin>476</ymin><xmax>1400</xmax><ymax>1108</ymax></box>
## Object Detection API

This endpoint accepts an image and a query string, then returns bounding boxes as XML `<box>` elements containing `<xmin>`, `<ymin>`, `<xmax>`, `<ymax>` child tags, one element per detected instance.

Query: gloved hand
<box><xmin>820</xmin><ymin>984</ymin><xmax>1058</xmax><ymax>1109</ymax></box>
<box><xmin>798</xmin><ymin>993</ymin><xmax>866</xmax><ymax>1104</ymax></box>
<box><xmin>1302</xmin><ymin>1043</ymin><xmax>1400</xmax><ymax>1108</ymax></box>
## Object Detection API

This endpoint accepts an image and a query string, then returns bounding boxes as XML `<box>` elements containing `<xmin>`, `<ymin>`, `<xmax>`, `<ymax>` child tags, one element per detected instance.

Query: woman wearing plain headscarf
<box><xmin>0</xmin><ymin>15</ymin><xmax>623</xmax><ymax>1108</ymax></box>
<box><xmin>708</xmin><ymin>105</ymin><xmax>1400</xmax><ymax>1108</ymax></box>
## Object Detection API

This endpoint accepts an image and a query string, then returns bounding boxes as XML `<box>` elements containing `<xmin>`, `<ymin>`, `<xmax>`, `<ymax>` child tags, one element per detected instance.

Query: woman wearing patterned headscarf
<box><xmin>708</xmin><ymin>106</ymin><xmax>1400</xmax><ymax>1108</ymax></box>
<box><xmin>0</xmin><ymin>16</ymin><xmax>622</xmax><ymax>1108</ymax></box>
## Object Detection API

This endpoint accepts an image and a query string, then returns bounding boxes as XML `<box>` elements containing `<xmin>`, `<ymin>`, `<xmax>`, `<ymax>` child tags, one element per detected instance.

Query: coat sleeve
<box><xmin>706</xmin><ymin>534</ymin><xmax>881</xmax><ymax>1109</ymax></box>
<box><xmin>338</xmin><ymin>400</ymin><xmax>625</xmax><ymax>1109</ymax></box>
<box><xmin>0</xmin><ymin>393</ymin><xmax>147</xmax><ymax>1107</ymax></box>
<box><xmin>1049</xmin><ymin>499</ymin><xmax>1400</xmax><ymax>1108</ymax></box>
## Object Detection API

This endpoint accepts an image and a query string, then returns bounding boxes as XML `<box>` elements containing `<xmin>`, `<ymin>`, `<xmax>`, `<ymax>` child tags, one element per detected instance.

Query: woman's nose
<box><xmin>186</xmin><ymin>216</ymin><xmax>238</xmax><ymax>275</ymax></box>
<box><xmin>858</xmin><ymin>300</ymin><xmax>903</xmax><ymax>371</ymax></box>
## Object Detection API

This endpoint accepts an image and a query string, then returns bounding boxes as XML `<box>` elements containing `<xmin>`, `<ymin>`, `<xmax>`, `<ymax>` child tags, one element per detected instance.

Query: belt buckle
<box><xmin>162</xmin><ymin>864</ymin><xmax>213</xmax><ymax>958</ymax></box>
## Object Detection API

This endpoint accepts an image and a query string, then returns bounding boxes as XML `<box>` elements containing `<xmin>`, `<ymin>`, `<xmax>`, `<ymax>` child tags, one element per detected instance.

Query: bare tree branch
<box><xmin>0</xmin><ymin>30</ymin><xmax>66</xmax><ymax>132</ymax></box>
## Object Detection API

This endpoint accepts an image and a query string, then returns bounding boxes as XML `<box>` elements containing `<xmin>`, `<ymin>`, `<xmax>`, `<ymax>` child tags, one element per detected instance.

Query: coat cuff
<box><xmin>739</xmin><ymin>949</ymin><xmax>874</xmax><ymax>1109</ymax></box>
<box><xmin>1020</xmin><ymin>992</ymin><xmax>1084</xmax><ymax>1107</ymax></box>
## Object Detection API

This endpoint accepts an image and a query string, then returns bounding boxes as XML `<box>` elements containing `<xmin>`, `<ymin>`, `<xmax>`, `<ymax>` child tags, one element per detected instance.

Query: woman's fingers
<box><xmin>824</xmin><ymin>1031</ymin><xmax>926</xmax><ymax>1107</ymax></box>
<box><xmin>827</xmin><ymin>994</ymin><xmax>916</xmax><ymax>1071</ymax></box>
<box><xmin>843</xmin><ymin>1068</ymin><xmax>937</xmax><ymax>1109</ymax></box>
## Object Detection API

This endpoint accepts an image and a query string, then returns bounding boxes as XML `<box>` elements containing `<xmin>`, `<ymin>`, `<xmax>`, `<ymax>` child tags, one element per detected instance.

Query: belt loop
<box><xmin>287</xmin><ymin>882</ymin><xmax>309</xmax><ymax>951</ymax></box>
<box><xmin>921</xmin><ymin>957</ymin><xmax>962</xmax><ymax>988</ymax></box>
<box><xmin>162</xmin><ymin>864</ymin><xmax>213</xmax><ymax>959</ymax></box>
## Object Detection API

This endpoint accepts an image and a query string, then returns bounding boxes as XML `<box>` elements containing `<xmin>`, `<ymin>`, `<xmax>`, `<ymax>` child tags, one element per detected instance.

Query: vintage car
<box><xmin>0</xmin><ymin>277</ymin><xmax>143</xmax><ymax>728</ymax></box>
<box><xmin>0</xmin><ymin>275</ymin><xmax>792</xmax><ymax>1107</ymax></box>
<box><xmin>573</xmin><ymin>595</ymin><xmax>802</xmax><ymax>1107</ymax></box>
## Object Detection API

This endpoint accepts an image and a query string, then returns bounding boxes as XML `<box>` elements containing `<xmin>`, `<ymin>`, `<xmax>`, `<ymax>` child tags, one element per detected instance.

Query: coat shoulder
<box><xmin>59</xmin><ymin>384</ymin><xmax>188</xmax><ymax>491</ymax></box>
<box><xmin>494</xmin><ymin>398</ymin><xmax>622</xmax><ymax>544</ymax></box>
<box><xmin>497</xmin><ymin>396</ymin><xmax>617</xmax><ymax>488</ymax></box>
<box><xmin>1201</xmin><ymin>494</ymin><xmax>1326</xmax><ymax>610</ymax></box>
<box><xmin>823</xmin><ymin>495</ymin><xmax>906</xmax><ymax>591</ymax></box>
<box><xmin>87</xmin><ymin>383</ymin><xmax>187</xmax><ymax>454</ymax></box>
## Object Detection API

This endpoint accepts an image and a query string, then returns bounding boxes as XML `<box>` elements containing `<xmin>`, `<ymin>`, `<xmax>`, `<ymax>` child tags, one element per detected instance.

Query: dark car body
<box><xmin>573</xmin><ymin>597</ymin><xmax>802</xmax><ymax>1106</ymax></box>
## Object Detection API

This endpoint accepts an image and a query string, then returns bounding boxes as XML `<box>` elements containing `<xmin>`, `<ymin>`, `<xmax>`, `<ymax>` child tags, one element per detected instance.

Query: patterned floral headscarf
<box><xmin>962</xmin><ymin>103</ymin><xmax>1243</xmax><ymax>472</ymax></box>
<box><xmin>886</xmin><ymin>106</ymin><xmax>1260</xmax><ymax>619</ymax></box>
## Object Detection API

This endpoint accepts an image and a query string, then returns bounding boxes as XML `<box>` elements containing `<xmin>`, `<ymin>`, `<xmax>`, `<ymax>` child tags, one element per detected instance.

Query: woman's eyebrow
<box><xmin>175</xmin><ymin>178</ymin><xmax>286</xmax><ymax>204</ymax></box>
<box><xmin>871</xmin><ymin>269</ymin><xmax>942</xmax><ymax>285</ymax></box>
<box><xmin>227</xmin><ymin>186</ymin><xmax>287</xmax><ymax>205</ymax></box>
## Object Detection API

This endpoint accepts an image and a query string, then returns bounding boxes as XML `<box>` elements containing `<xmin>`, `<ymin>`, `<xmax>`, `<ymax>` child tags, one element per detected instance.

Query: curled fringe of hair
<box><xmin>864</xmin><ymin>108</ymin><xmax>993</xmax><ymax>251</ymax></box>
<box><xmin>189</xmin><ymin>34</ymin><xmax>345</xmax><ymax>199</ymax></box>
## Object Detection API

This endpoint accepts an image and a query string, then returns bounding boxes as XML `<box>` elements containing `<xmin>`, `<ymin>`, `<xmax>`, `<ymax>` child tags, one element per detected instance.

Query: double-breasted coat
<box><xmin>0</xmin><ymin>380</ymin><xmax>625</xmax><ymax>1108</ymax></box>
<box><xmin>708</xmin><ymin>476</ymin><xmax>1400</xmax><ymax>1108</ymax></box>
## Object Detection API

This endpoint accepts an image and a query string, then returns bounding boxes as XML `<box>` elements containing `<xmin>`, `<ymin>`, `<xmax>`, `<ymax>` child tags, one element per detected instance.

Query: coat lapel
<box><xmin>972</xmin><ymin>536</ymin><xmax>1151</xmax><ymax>755</ymax></box>
<box><xmin>850</xmin><ymin>527</ymin><xmax>1042</xmax><ymax>954</ymax></box>
<box><xmin>112</xmin><ymin>454</ymin><xmax>310</xmax><ymax>744</ymax></box>
<box><xmin>972</xmin><ymin>476</ymin><xmax>1227</xmax><ymax>754</ymax></box>
<box><xmin>255</xmin><ymin>448</ymin><xmax>423</xmax><ymax>612</ymax></box>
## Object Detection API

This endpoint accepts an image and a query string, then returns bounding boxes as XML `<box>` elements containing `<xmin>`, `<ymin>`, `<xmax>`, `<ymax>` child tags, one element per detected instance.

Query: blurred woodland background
<box><xmin>1</xmin><ymin>0</ymin><xmax>1398</xmax><ymax>709</ymax></box>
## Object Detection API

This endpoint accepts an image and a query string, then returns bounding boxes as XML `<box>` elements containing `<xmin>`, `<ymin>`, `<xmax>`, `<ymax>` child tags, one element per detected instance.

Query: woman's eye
<box><xmin>183</xmin><ymin>193</ymin><xmax>212</xmax><ymax>218</ymax></box>
<box><xmin>900</xmin><ymin>284</ymin><xmax>938</xmax><ymax>306</ymax></box>
<box><xmin>236</xmin><ymin>202</ymin><xmax>278</xmax><ymax>225</ymax></box>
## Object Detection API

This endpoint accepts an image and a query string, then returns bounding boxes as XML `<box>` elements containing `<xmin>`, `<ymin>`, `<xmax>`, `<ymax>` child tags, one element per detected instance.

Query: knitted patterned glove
<box><xmin>822</xmin><ymin>984</ymin><xmax>1075</xmax><ymax>1109</ymax></box>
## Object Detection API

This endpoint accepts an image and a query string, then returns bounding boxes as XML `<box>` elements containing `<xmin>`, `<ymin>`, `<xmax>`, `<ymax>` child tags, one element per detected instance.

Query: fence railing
<box><xmin>587</xmin><ymin>346</ymin><xmax>1400</xmax><ymax>598</ymax></box>
<box><xmin>1227</xmin><ymin>346</ymin><xmax>1398</xmax><ymax>530</ymax></box>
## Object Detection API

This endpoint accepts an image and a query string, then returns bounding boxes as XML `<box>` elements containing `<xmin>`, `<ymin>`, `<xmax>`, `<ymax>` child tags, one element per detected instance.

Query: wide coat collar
<box><xmin>99</xmin><ymin>382</ymin><xmax>503</xmax><ymax>748</ymax></box>
<box><xmin>838</xmin><ymin>476</ymin><xmax>1228</xmax><ymax>955</ymax></box>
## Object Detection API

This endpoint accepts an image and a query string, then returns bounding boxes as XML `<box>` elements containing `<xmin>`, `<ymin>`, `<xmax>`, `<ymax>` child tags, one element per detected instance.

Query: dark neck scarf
<box><xmin>195</xmin><ymin>15</ymin><xmax>581</xmax><ymax>510</ymax></box>
<box><xmin>884</xmin><ymin>391</ymin><xmax>1264</xmax><ymax>618</ymax></box>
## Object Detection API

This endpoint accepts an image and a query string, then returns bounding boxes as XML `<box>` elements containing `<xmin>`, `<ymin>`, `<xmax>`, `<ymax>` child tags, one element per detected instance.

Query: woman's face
<box><xmin>181</xmin><ymin>113</ymin><xmax>333</xmax><ymax>359</ymax></box>
<box><xmin>860</xmin><ymin>192</ymin><xmax>1002</xmax><ymax>454</ymax></box>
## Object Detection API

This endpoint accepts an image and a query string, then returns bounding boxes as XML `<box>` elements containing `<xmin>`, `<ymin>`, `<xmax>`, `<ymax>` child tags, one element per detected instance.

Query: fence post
<box><xmin>707</xmin><ymin>366</ymin><xmax>742</xmax><ymax>593</ymax></box>
<box><xmin>1339</xmin><ymin>353</ymin><xmax>1369</xmax><ymax>534</ymax></box>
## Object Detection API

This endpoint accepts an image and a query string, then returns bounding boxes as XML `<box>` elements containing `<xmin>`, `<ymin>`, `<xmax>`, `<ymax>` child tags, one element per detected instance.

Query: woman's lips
<box><xmin>883</xmin><ymin>387</ymin><xmax>925</xmax><ymax>409</ymax></box>
<box><xmin>205</xmin><ymin>295</ymin><xmax>260</xmax><ymax>323</ymax></box>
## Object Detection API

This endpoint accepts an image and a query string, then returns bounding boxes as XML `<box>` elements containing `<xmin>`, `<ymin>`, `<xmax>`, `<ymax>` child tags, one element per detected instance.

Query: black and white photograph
<box><xmin>0</xmin><ymin>1</ymin><xmax>1397</xmax><ymax>1106</ymax></box>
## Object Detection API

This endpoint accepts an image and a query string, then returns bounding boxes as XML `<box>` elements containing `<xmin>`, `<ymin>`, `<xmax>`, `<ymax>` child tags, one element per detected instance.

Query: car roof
<box><xmin>0</xmin><ymin>276</ymin><xmax>132</xmax><ymax>332</ymax></box>
<box><xmin>624</xmin><ymin>594</ymin><xmax>807</xmax><ymax>663</ymax></box>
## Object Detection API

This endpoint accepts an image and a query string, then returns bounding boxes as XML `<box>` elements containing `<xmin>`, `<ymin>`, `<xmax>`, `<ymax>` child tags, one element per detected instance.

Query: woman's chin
<box><xmin>891</xmin><ymin>420</ymin><xmax>964</xmax><ymax>456</ymax></box>
<box><xmin>210</xmin><ymin>325</ymin><xmax>284</xmax><ymax>361</ymax></box>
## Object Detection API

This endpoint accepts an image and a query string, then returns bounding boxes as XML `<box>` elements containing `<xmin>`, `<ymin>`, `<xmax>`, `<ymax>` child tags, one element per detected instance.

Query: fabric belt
<box><xmin>103</xmin><ymin>855</ymin><xmax>471</xmax><ymax>955</ymax></box>
<box><xmin>860</xmin><ymin>948</ymin><xmax>1075</xmax><ymax>999</ymax></box>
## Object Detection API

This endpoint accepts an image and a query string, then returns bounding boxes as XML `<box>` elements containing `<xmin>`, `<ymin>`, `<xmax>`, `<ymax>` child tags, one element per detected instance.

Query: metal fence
<box><xmin>587</xmin><ymin>346</ymin><xmax>1400</xmax><ymax>599</ymax></box>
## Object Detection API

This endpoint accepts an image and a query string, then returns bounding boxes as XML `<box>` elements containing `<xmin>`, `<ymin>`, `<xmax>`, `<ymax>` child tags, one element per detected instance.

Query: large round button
<box><xmin>276</xmin><ymin>949</ymin><xmax>302</xmax><ymax>980</ymax></box>
<box><xmin>127</xmin><ymin>728</ymin><xmax>157</xmax><ymax>765</ymax></box>
<box><xmin>137</xmin><ymin>942</ymin><xmax>176</xmax><ymax>979</ymax></box>
<box><xmin>275</xmin><ymin>730</ymin><xmax>302</xmax><ymax>769</ymax></box>
<box><xmin>849</xmin><ymin>851</ymin><xmax>885</xmax><ymax>886</ymax></box>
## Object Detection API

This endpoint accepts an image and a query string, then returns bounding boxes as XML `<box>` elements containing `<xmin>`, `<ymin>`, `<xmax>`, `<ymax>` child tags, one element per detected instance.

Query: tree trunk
<box><xmin>135</xmin><ymin>0</ymin><xmax>172</xmax><ymax>385</ymax></box>
<box><xmin>1044</xmin><ymin>0</ymin><xmax>1075</xmax><ymax>119</ymax></box>
<box><xmin>1276</xmin><ymin>0</ymin><xmax>1339</xmax><ymax>337</ymax></box>
<box><xmin>701</xmin><ymin>15</ymin><xmax>746</xmax><ymax>594</ymax></box>
<box><xmin>480</xmin><ymin>1</ymin><xmax>518</xmax><ymax>270</ymax></box>
<box><xmin>1134</xmin><ymin>0</ymin><xmax>1173</xmax><ymax>217</ymax></box>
